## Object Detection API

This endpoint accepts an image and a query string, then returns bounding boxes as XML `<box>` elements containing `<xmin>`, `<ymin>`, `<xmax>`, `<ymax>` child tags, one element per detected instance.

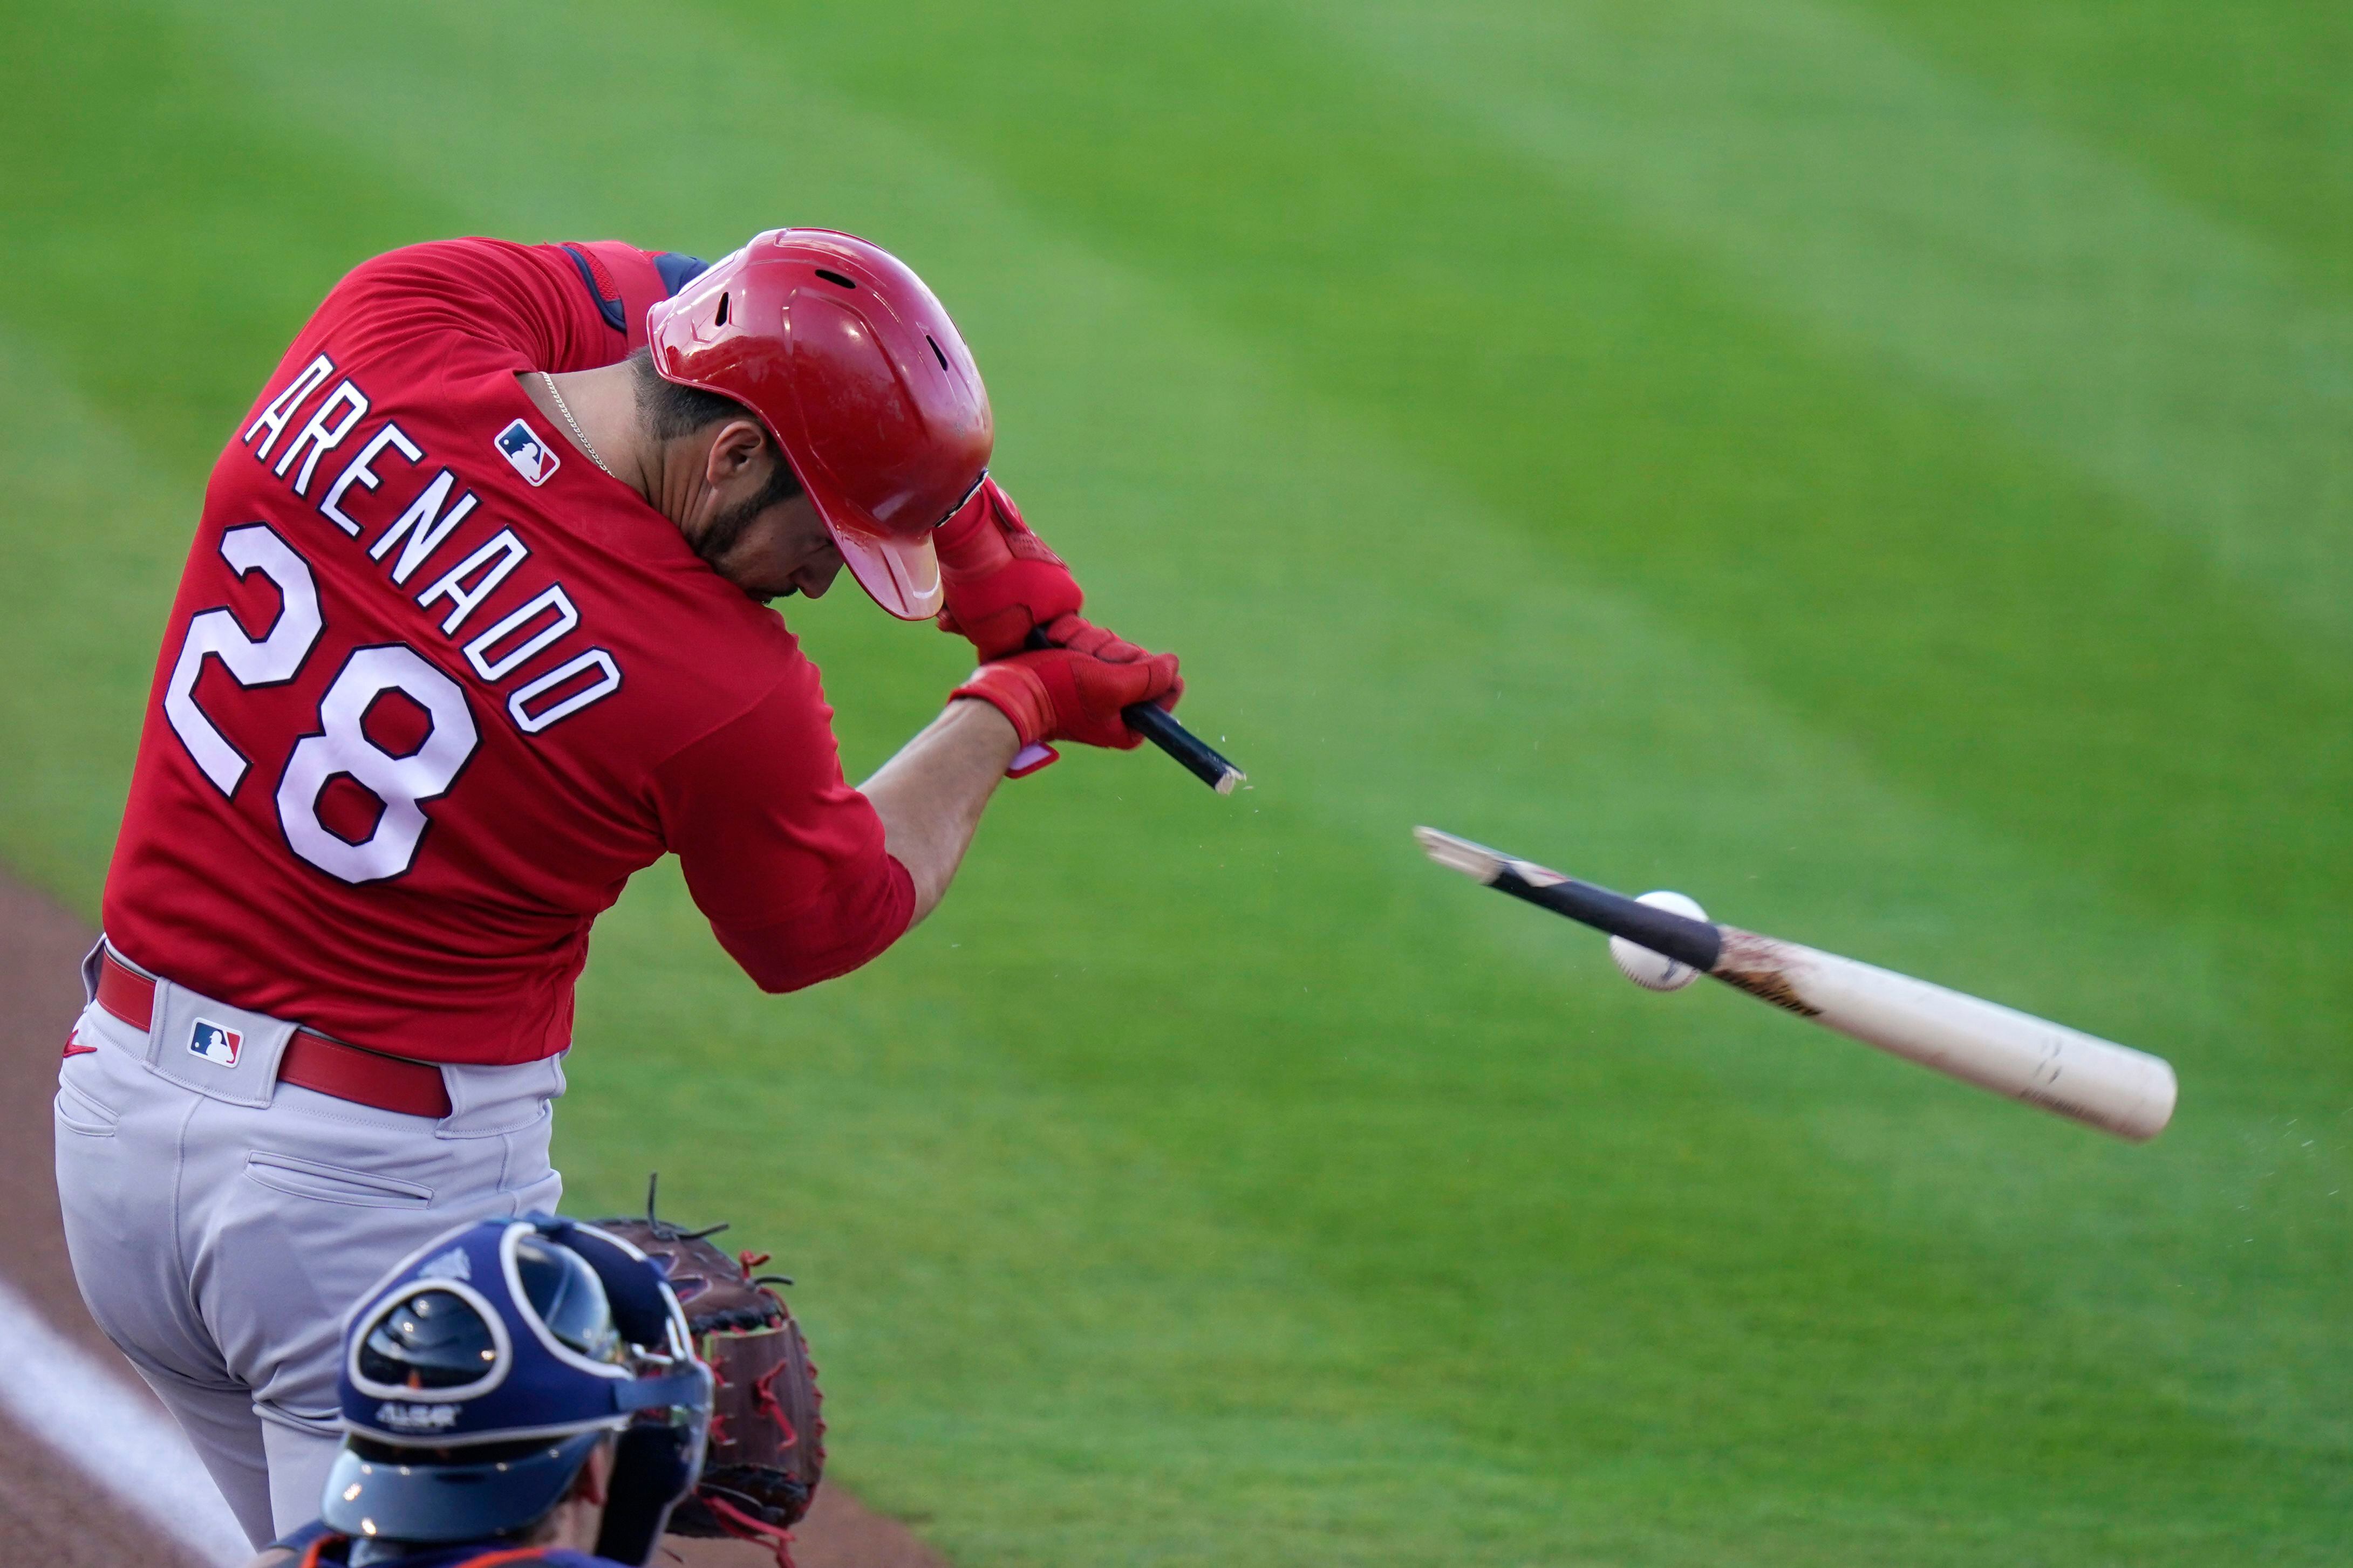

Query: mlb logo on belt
<box><xmin>494</xmin><ymin>418</ymin><xmax>561</xmax><ymax>486</ymax></box>
<box><xmin>189</xmin><ymin>1019</ymin><xmax>243</xmax><ymax>1067</ymax></box>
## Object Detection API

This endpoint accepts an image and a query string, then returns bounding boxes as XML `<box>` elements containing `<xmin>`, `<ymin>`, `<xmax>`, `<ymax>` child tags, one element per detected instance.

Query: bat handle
<box><xmin>1022</xmin><ymin>627</ymin><xmax>1245</xmax><ymax>794</ymax></box>
<box><xmin>1123</xmin><ymin>701</ymin><xmax>1245</xmax><ymax>795</ymax></box>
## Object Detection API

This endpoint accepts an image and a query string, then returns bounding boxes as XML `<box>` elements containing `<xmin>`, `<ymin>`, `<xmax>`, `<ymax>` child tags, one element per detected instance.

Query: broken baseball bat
<box><xmin>1414</xmin><ymin>826</ymin><xmax>2176</xmax><ymax>1142</ymax></box>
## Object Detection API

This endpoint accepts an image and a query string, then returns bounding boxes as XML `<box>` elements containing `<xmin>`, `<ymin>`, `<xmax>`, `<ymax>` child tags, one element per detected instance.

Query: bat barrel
<box><xmin>1712</xmin><ymin>930</ymin><xmax>2177</xmax><ymax>1142</ymax></box>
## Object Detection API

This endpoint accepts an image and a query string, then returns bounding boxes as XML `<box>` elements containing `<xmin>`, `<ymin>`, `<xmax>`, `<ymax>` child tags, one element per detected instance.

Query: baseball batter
<box><xmin>53</xmin><ymin>228</ymin><xmax>1180</xmax><ymax>1546</ymax></box>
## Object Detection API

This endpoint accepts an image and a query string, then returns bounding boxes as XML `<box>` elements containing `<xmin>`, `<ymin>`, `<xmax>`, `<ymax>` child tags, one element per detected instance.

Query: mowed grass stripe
<box><xmin>1843</xmin><ymin>1</ymin><xmax>2353</xmax><ymax>300</ymax></box>
<box><xmin>1317</xmin><ymin>0</ymin><xmax>2353</xmax><ymax>634</ymax></box>
<box><xmin>0</xmin><ymin>2</ymin><xmax>470</xmax><ymax>481</ymax></box>
<box><xmin>0</xmin><ymin>328</ymin><xmax>193</xmax><ymax>895</ymax></box>
<box><xmin>0</xmin><ymin>1</ymin><xmax>2345</xmax><ymax>1562</ymax></box>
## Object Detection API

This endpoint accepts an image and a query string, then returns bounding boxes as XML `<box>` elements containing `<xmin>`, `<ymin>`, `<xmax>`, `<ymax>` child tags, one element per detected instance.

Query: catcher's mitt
<box><xmin>595</xmin><ymin>1178</ymin><xmax>824</xmax><ymax>1565</ymax></box>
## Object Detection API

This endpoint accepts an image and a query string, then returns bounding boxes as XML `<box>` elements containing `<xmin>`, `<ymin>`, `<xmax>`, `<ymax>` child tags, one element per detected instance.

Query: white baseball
<box><xmin>1608</xmin><ymin>891</ymin><xmax>1709</xmax><ymax>992</ymax></box>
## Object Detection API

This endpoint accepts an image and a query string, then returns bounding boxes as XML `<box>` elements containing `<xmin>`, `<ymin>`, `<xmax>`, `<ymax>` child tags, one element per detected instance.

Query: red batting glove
<box><xmin>952</xmin><ymin>615</ymin><xmax>1183</xmax><ymax>766</ymax></box>
<box><xmin>933</xmin><ymin>478</ymin><xmax>1086</xmax><ymax>659</ymax></box>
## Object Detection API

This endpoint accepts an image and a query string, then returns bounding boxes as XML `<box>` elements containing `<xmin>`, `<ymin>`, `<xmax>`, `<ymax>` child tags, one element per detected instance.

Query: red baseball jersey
<box><xmin>103</xmin><ymin>238</ymin><xmax>914</xmax><ymax>1065</ymax></box>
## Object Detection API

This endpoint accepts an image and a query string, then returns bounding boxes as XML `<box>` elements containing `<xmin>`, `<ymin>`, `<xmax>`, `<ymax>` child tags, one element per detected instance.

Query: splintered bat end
<box><xmin>1414</xmin><ymin>826</ymin><xmax>1508</xmax><ymax>884</ymax></box>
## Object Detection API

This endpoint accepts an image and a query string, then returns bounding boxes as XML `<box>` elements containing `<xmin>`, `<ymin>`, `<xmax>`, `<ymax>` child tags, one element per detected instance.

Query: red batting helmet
<box><xmin>644</xmin><ymin>229</ymin><xmax>993</xmax><ymax>619</ymax></box>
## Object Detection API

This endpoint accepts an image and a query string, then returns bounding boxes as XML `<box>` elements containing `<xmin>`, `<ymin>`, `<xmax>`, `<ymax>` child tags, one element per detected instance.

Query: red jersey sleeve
<box><xmin>648</xmin><ymin>663</ymin><xmax>916</xmax><ymax>993</ymax></box>
<box><xmin>316</xmin><ymin>237</ymin><xmax>693</xmax><ymax>378</ymax></box>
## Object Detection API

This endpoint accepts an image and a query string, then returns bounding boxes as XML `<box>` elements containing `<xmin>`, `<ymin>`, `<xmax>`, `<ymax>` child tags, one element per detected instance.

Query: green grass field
<box><xmin>5</xmin><ymin>2</ymin><xmax>2349</xmax><ymax>1561</ymax></box>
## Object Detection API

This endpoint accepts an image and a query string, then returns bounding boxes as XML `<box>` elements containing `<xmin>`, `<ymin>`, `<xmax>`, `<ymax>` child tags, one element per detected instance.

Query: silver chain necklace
<box><xmin>539</xmin><ymin>372</ymin><xmax>610</xmax><ymax>475</ymax></box>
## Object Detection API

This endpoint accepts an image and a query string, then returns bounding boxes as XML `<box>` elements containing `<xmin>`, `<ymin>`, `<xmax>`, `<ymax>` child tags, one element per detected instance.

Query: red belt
<box><xmin>88</xmin><ymin>951</ymin><xmax>452</xmax><ymax>1119</ymax></box>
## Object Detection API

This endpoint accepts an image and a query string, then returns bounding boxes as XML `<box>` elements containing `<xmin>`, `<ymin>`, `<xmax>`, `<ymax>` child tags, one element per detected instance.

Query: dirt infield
<box><xmin>0</xmin><ymin>871</ymin><xmax>945</xmax><ymax>1568</ymax></box>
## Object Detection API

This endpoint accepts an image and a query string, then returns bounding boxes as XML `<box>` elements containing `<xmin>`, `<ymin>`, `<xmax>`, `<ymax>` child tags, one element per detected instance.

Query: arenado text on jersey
<box><xmin>236</xmin><ymin>351</ymin><xmax>619</xmax><ymax>737</ymax></box>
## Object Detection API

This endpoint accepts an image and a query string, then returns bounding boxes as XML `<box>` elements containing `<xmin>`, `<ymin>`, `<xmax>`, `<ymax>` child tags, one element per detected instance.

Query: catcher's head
<box><xmin>323</xmin><ymin>1215</ymin><xmax>713</xmax><ymax>1566</ymax></box>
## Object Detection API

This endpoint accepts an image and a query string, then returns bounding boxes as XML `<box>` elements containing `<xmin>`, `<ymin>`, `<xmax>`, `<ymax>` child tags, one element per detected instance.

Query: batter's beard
<box><xmin>691</xmin><ymin>490</ymin><xmax>768</xmax><ymax>572</ymax></box>
<box><xmin>690</xmin><ymin>462</ymin><xmax>808</xmax><ymax>599</ymax></box>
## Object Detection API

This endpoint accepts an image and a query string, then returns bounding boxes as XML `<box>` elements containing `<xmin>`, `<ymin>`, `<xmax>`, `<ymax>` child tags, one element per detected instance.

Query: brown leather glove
<box><xmin>594</xmin><ymin>1192</ymin><xmax>823</xmax><ymax>1566</ymax></box>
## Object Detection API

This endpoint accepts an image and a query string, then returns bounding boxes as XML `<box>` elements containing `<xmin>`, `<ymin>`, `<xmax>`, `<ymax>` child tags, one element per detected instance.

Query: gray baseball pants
<box><xmin>52</xmin><ymin>941</ymin><xmax>567</xmax><ymax>1547</ymax></box>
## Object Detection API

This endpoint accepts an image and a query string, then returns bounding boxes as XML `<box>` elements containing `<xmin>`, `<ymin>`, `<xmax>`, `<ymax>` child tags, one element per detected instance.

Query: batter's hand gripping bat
<box><xmin>1414</xmin><ymin>827</ymin><xmax>2177</xmax><ymax>1142</ymax></box>
<box><xmin>1024</xmin><ymin>627</ymin><xmax>1244</xmax><ymax>793</ymax></box>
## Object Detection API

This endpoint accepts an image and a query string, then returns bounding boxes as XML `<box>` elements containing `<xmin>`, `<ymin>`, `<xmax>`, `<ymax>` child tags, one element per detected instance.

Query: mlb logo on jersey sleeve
<box><xmin>189</xmin><ymin>1019</ymin><xmax>243</xmax><ymax>1067</ymax></box>
<box><xmin>494</xmin><ymin>419</ymin><xmax>561</xmax><ymax>486</ymax></box>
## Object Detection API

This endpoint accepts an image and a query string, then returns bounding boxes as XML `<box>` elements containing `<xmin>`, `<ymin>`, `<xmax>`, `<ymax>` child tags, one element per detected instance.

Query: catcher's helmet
<box><xmin>323</xmin><ymin>1215</ymin><xmax>713</xmax><ymax>1565</ymax></box>
<box><xmin>645</xmin><ymin>228</ymin><xmax>993</xmax><ymax>620</ymax></box>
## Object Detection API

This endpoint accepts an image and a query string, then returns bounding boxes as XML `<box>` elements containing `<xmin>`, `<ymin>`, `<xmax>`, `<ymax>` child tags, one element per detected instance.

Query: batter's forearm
<box><xmin>861</xmin><ymin>699</ymin><xmax>1022</xmax><ymax>923</ymax></box>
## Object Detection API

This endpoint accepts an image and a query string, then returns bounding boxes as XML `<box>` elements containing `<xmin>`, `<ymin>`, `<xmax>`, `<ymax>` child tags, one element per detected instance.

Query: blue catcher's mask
<box><xmin>322</xmin><ymin>1215</ymin><xmax>713</xmax><ymax>1564</ymax></box>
